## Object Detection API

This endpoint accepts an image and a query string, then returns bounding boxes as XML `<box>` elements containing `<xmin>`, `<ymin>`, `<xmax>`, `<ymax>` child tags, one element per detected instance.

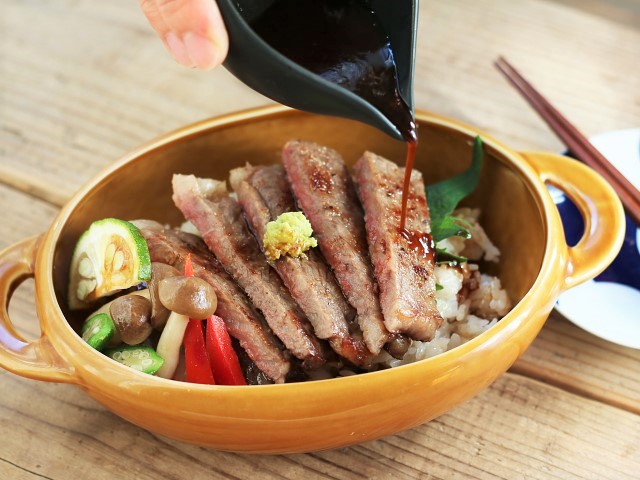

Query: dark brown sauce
<box><xmin>252</xmin><ymin>0</ymin><xmax>420</xmax><ymax>240</ymax></box>
<box><xmin>400</xmin><ymin>229</ymin><xmax>434</xmax><ymax>262</ymax></box>
<box><xmin>399</xmin><ymin>138</ymin><xmax>417</xmax><ymax>231</ymax></box>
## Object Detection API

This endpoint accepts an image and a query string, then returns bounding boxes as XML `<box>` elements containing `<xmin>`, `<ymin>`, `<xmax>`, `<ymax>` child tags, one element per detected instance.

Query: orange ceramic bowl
<box><xmin>0</xmin><ymin>106</ymin><xmax>624</xmax><ymax>453</ymax></box>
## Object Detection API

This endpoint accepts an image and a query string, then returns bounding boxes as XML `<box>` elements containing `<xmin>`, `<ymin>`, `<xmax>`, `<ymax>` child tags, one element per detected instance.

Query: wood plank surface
<box><xmin>0</xmin><ymin>0</ymin><xmax>264</xmax><ymax>204</ymax></box>
<box><xmin>1</xmin><ymin>0</ymin><xmax>639</xmax><ymax>478</ymax></box>
<box><xmin>550</xmin><ymin>0</ymin><xmax>640</xmax><ymax>27</ymax></box>
<box><xmin>513</xmin><ymin>312</ymin><xmax>640</xmax><ymax>414</ymax></box>
<box><xmin>1</xmin><ymin>369</ymin><xmax>638</xmax><ymax>480</ymax></box>
<box><xmin>416</xmin><ymin>0</ymin><xmax>640</xmax><ymax>156</ymax></box>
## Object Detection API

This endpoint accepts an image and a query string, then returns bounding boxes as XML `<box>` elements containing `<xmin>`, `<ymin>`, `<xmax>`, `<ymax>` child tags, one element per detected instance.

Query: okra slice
<box><xmin>104</xmin><ymin>345</ymin><xmax>164</xmax><ymax>375</ymax></box>
<box><xmin>81</xmin><ymin>313</ymin><xmax>116</xmax><ymax>351</ymax></box>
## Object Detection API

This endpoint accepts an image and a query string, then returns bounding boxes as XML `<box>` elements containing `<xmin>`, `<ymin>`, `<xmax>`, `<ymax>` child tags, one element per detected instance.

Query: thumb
<box><xmin>140</xmin><ymin>0</ymin><xmax>229</xmax><ymax>70</ymax></box>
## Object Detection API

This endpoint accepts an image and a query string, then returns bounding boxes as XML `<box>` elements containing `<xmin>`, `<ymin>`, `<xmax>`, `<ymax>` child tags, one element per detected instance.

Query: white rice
<box><xmin>377</xmin><ymin>208</ymin><xmax>511</xmax><ymax>368</ymax></box>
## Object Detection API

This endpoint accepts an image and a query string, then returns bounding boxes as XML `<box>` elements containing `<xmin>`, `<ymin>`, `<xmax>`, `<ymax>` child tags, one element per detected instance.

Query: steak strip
<box><xmin>353</xmin><ymin>152</ymin><xmax>443</xmax><ymax>340</ymax></box>
<box><xmin>172</xmin><ymin>174</ymin><xmax>327</xmax><ymax>369</ymax></box>
<box><xmin>231</xmin><ymin>164</ymin><xmax>373</xmax><ymax>367</ymax></box>
<box><xmin>138</xmin><ymin>225</ymin><xmax>290</xmax><ymax>383</ymax></box>
<box><xmin>282</xmin><ymin>141</ymin><xmax>389</xmax><ymax>354</ymax></box>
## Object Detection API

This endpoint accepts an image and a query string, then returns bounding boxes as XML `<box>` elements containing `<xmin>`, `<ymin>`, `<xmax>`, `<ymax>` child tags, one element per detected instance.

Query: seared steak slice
<box><xmin>232</xmin><ymin>164</ymin><xmax>373</xmax><ymax>367</ymax></box>
<box><xmin>139</xmin><ymin>226</ymin><xmax>290</xmax><ymax>383</ymax></box>
<box><xmin>172</xmin><ymin>174</ymin><xmax>327</xmax><ymax>369</ymax></box>
<box><xmin>282</xmin><ymin>140</ymin><xmax>389</xmax><ymax>354</ymax></box>
<box><xmin>353</xmin><ymin>152</ymin><xmax>443</xmax><ymax>341</ymax></box>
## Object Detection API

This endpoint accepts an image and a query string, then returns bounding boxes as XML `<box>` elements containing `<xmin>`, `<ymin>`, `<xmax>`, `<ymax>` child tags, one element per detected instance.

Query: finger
<box><xmin>140</xmin><ymin>0</ymin><xmax>229</xmax><ymax>69</ymax></box>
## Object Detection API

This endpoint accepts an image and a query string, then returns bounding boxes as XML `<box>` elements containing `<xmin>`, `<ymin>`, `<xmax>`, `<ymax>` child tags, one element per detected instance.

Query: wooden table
<box><xmin>1</xmin><ymin>1</ymin><xmax>639</xmax><ymax>478</ymax></box>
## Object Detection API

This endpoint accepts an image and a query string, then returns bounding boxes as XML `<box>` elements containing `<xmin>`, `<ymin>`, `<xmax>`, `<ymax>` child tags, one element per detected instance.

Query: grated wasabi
<box><xmin>263</xmin><ymin>212</ymin><xmax>317</xmax><ymax>261</ymax></box>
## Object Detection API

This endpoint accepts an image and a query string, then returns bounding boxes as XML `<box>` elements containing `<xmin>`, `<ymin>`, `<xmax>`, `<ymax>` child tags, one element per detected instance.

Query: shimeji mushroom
<box><xmin>154</xmin><ymin>311</ymin><xmax>190</xmax><ymax>379</ymax></box>
<box><xmin>83</xmin><ymin>289</ymin><xmax>151</xmax><ymax>347</ymax></box>
<box><xmin>147</xmin><ymin>262</ymin><xmax>181</xmax><ymax>330</ymax></box>
<box><xmin>109</xmin><ymin>294</ymin><xmax>153</xmax><ymax>345</ymax></box>
<box><xmin>158</xmin><ymin>275</ymin><xmax>217</xmax><ymax>320</ymax></box>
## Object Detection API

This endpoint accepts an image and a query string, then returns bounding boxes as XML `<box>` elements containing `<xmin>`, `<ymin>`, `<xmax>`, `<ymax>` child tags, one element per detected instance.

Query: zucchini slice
<box><xmin>68</xmin><ymin>218</ymin><xmax>151</xmax><ymax>310</ymax></box>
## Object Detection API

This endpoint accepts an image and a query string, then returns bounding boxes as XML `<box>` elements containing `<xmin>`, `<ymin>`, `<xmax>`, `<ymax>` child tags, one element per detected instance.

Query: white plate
<box><xmin>551</xmin><ymin>128</ymin><xmax>640</xmax><ymax>349</ymax></box>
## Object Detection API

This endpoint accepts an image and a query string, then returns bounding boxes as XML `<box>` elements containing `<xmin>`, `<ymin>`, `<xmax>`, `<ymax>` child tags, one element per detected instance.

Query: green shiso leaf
<box><xmin>427</xmin><ymin>136</ymin><xmax>483</xmax><ymax>243</ymax></box>
<box><xmin>435</xmin><ymin>247</ymin><xmax>468</xmax><ymax>266</ymax></box>
<box><xmin>432</xmin><ymin>216</ymin><xmax>471</xmax><ymax>242</ymax></box>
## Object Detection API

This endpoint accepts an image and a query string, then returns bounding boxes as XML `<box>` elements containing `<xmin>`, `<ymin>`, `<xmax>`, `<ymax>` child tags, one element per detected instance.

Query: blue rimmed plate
<box><xmin>550</xmin><ymin>128</ymin><xmax>640</xmax><ymax>349</ymax></box>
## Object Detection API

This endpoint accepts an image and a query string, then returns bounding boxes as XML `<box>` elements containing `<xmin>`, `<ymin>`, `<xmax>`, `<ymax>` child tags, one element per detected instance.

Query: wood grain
<box><xmin>513</xmin><ymin>312</ymin><xmax>640</xmax><ymax>414</ymax></box>
<box><xmin>0</xmin><ymin>0</ymin><xmax>266</xmax><ymax>202</ymax></box>
<box><xmin>1</xmin><ymin>0</ymin><xmax>639</xmax><ymax>478</ymax></box>
<box><xmin>550</xmin><ymin>0</ymin><xmax>640</xmax><ymax>28</ymax></box>
<box><xmin>0</xmin><ymin>370</ymin><xmax>637</xmax><ymax>480</ymax></box>
<box><xmin>415</xmin><ymin>0</ymin><xmax>640</xmax><ymax>154</ymax></box>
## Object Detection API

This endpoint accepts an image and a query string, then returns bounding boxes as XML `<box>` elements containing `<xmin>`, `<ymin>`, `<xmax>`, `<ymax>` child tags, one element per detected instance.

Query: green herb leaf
<box><xmin>427</xmin><ymin>136</ymin><xmax>483</xmax><ymax>243</ymax></box>
<box><xmin>453</xmin><ymin>215</ymin><xmax>474</xmax><ymax>232</ymax></box>
<box><xmin>435</xmin><ymin>247</ymin><xmax>468</xmax><ymax>265</ymax></box>
<box><xmin>435</xmin><ymin>283</ymin><xmax>444</xmax><ymax>291</ymax></box>
<box><xmin>430</xmin><ymin>216</ymin><xmax>471</xmax><ymax>244</ymax></box>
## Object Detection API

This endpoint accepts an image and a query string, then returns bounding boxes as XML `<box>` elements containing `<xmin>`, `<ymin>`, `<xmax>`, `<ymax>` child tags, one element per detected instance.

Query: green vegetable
<box><xmin>435</xmin><ymin>283</ymin><xmax>444</xmax><ymax>291</ymax></box>
<box><xmin>81</xmin><ymin>313</ymin><xmax>116</xmax><ymax>351</ymax></box>
<box><xmin>435</xmin><ymin>248</ymin><xmax>468</xmax><ymax>266</ymax></box>
<box><xmin>430</xmin><ymin>216</ymin><xmax>471</xmax><ymax>243</ymax></box>
<box><xmin>104</xmin><ymin>345</ymin><xmax>164</xmax><ymax>374</ymax></box>
<box><xmin>68</xmin><ymin>218</ymin><xmax>152</xmax><ymax>310</ymax></box>
<box><xmin>263</xmin><ymin>211</ymin><xmax>318</xmax><ymax>261</ymax></box>
<box><xmin>426</xmin><ymin>136</ymin><xmax>483</xmax><ymax>243</ymax></box>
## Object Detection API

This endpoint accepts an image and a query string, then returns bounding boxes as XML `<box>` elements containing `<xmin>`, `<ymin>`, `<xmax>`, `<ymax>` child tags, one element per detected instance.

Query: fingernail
<box><xmin>164</xmin><ymin>32</ymin><xmax>193</xmax><ymax>67</ymax></box>
<box><xmin>183</xmin><ymin>32</ymin><xmax>220</xmax><ymax>70</ymax></box>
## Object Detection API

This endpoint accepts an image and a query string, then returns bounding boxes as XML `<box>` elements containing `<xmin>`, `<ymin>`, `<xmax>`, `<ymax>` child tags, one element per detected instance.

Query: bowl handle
<box><xmin>519</xmin><ymin>151</ymin><xmax>625</xmax><ymax>290</ymax></box>
<box><xmin>0</xmin><ymin>236</ymin><xmax>76</xmax><ymax>383</ymax></box>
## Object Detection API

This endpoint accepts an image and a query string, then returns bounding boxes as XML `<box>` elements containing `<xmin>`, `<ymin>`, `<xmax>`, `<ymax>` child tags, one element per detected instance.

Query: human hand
<box><xmin>139</xmin><ymin>0</ymin><xmax>229</xmax><ymax>70</ymax></box>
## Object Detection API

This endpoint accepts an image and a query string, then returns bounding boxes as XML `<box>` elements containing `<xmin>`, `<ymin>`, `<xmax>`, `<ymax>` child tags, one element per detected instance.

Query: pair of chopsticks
<box><xmin>495</xmin><ymin>56</ymin><xmax>640</xmax><ymax>225</ymax></box>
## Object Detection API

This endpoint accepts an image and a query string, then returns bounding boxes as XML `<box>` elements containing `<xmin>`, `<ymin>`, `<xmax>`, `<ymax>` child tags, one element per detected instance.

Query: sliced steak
<box><xmin>353</xmin><ymin>152</ymin><xmax>443</xmax><ymax>341</ymax></box>
<box><xmin>282</xmin><ymin>140</ymin><xmax>389</xmax><ymax>354</ymax></box>
<box><xmin>172</xmin><ymin>174</ymin><xmax>327</xmax><ymax>369</ymax></box>
<box><xmin>138</xmin><ymin>225</ymin><xmax>290</xmax><ymax>383</ymax></box>
<box><xmin>232</xmin><ymin>164</ymin><xmax>373</xmax><ymax>367</ymax></box>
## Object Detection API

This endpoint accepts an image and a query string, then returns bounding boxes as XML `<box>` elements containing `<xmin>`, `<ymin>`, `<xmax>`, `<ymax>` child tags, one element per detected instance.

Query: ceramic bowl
<box><xmin>551</xmin><ymin>129</ymin><xmax>640</xmax><ymax>348</ymax></box>
<box><xmin>0</xmin><ymin>106</ymin><xmax>624</xmax><ymax>453</ymax></box>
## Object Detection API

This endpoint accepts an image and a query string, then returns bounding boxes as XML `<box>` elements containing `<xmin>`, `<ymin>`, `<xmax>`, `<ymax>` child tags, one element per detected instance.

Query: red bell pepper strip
<box><xmin>183</xmin><ymin>320</ymin><xmax>215</xmax><ymax>384</ymax></box>
<box><xmin>206</xmin><ymin>315</ymin><xmax>246</xmax><ymax>385</ymax></box>
<box><xmin>182</xmin><ymin>254</ymin><xmax>215</xmax><ymax>384</ymax></box>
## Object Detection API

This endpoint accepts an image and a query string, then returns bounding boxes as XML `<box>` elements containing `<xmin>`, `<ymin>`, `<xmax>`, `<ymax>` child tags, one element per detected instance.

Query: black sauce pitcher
<box><xmin>216</xmin><ymin>0</ymin><xmax>418</xmax><ymax>141</ymax></box>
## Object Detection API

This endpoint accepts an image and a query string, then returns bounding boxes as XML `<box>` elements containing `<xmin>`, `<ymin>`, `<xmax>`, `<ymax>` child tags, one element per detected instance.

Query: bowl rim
<box><xmin>37</xmin><ymin>105</ymin><xmax>564</xmax><ymax>392</ymax></box>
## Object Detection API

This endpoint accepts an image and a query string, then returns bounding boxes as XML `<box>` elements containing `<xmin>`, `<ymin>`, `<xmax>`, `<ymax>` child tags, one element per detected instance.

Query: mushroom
<box><xmin>154</xmin><ymin>311</ymin><xmax>189</xmax><ymax>379</ymax></box>
<box><xmin>148</xmin><ymin>262</ymin><xmax>181</xmax><ymax>330</ymax></box>
<box><xmin>384</xmin><ymin>334</ymin><xmax>412</xmax><ymax>360</ymax></box>
<box><xmin>109</xmin><ymin>294</ymin><xmax>153</xmax><ymax>345</ymax></box>
<box><xmin>86</xmin><ymin>289</ymin><xmax>151</xmax><ymax>346</ymax></box>
<box><xmin>158</xmin><ymin>275</ymin><xmax>217</xmax><ymax>320</ymax></box>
